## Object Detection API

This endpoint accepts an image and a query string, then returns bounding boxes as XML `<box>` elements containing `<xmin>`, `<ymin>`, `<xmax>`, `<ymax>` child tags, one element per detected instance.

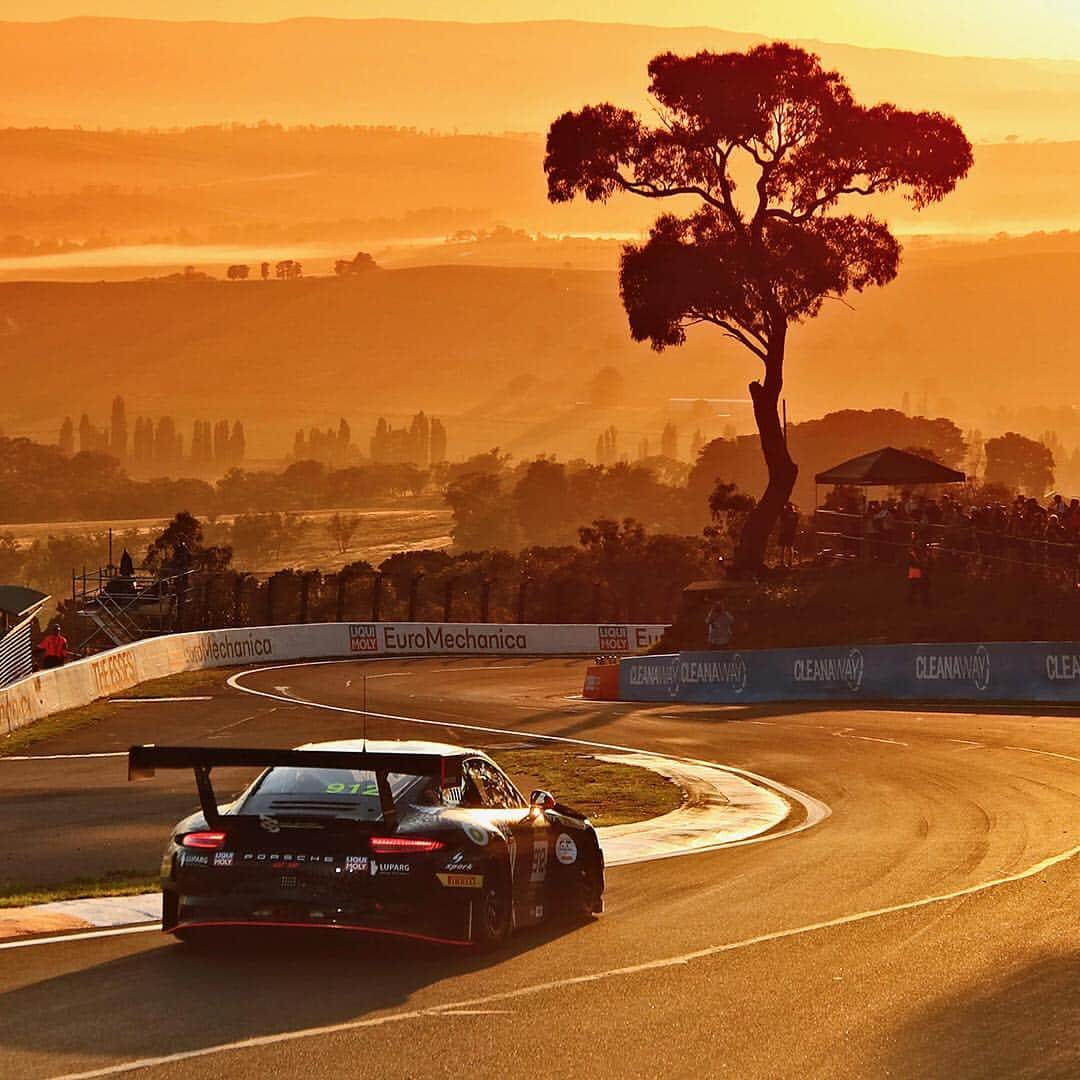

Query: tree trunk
<box><xmin>735</xmin><ymin>340</ymin><xmax>798</xmax><ymax>574</ymax></box>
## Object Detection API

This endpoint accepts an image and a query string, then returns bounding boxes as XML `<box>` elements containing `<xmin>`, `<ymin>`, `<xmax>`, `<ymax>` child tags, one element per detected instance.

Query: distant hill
<box><xmin>0</xmin><ymin>18</ymin><xmax>1078</xmax><ymax>140</ymax></box>
<box><xmin>3</xmin><ymin>247</ymin><xmax>1080</xmax><ymax>462</ymax></box>
<box><xmin>3</xmin><ymin>124</ymin><xmax>1080</xmax><ymax>270</ymax></box>
<box><xmin>0</xmin><ymin>268</ymin><xmax>712</xmax><ymax>456</ymax></box>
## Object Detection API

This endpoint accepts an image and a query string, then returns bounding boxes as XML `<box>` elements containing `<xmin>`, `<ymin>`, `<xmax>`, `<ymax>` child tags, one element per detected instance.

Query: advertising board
<box><xmin>619</xmin><ymin>641</ymin><xmax>1080</xmax><ymax>705</ymax></box>
<box><xmin>0</xmin><ymin>622</ymin><xmax>667</xmax><ymax>734</ymax></box>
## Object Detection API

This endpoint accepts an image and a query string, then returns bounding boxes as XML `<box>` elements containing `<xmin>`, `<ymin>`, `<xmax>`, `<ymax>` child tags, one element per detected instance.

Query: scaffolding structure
<box><xmin>73</xmin><ymin>566</ymin><xmax>196</xmax><ymax>649</ymax></box>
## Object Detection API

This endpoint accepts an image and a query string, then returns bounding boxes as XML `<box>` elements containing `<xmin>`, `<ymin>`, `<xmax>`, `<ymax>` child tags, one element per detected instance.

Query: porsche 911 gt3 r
<box><xmin>128</xmin><ymin>740</ymin><xmax>604</xmax><ymax>949</ymax></box>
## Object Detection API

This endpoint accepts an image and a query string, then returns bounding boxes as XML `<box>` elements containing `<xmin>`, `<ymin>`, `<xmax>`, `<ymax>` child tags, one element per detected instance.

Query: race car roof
<box><xmin>296</xmin><ymin>739</ymin><xmax>484</xmax><ymax>760</ymax></box>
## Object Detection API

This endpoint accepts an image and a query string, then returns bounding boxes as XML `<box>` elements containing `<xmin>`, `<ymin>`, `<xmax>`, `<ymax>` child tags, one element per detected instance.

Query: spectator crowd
<box><xmin>817</xmin><ymin>488</ymin><xmax>1080</xmax><ymax>576</ymax></box>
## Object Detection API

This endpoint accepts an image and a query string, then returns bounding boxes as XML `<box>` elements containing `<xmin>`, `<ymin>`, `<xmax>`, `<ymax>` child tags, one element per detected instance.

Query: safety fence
<box><xmin>0</xmin><ymin>621</ymin><xmax>667</xmax><ymax>735</ymax></box>
<box><xmin>64</xmin><ymin>565</ymin><xmax>681</xmax><ymax>647</ymax></box>
<box><xmin>814</xmin><ymin>509</ymin><xmax>1080</xmax><ymax>585</ymax></box>
<box><xmin>619</xmin><ymin>640</ymin><xmax>1080</xmax><ymax>705</ymax></box>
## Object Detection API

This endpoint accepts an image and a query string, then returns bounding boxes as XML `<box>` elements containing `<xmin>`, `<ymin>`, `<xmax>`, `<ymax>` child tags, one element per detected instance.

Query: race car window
<box><xmin>461</xmin><ymin>760</ymin><xmax>525</xmax><ymax>809</ymax></box>
<box><xmin>488</xmin><ymin>763</ymin><xmax>526</xmax><ymax>808</ymax></box>
<box><xmin>239</xmin><ymin>767</ymin><xmax>426</xmax><ymax>819</ymax></box>
<box><xmin>459</xmin><ymin>762</ymin><xmax>488</xmax><ymax>808</ymax></box>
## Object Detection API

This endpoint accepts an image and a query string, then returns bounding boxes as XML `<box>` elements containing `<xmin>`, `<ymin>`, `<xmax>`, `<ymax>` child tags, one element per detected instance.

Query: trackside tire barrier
<box><xmin>619</xmin><ymin>641</ymin><xmax>1080</xmax><ymax>705</ymax></box>
<box><xmin>0</xmin><ymin>622</ymin><xmax>668</xmax><ymax>735</ymax></box>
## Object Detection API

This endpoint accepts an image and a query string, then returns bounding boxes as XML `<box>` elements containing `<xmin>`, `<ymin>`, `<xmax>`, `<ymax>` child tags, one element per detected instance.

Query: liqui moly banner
<box><xmin>619</xmin><ymin>641</ymin><xmax>1080</xmax><ymax>705</ymax></box>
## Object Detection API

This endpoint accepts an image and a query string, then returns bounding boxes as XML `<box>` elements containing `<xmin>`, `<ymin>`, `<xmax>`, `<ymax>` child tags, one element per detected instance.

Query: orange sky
<box><xmin>6</xmin><ymin>3</ymin><xmax>1080</xmax><ymax>61</ymax></box>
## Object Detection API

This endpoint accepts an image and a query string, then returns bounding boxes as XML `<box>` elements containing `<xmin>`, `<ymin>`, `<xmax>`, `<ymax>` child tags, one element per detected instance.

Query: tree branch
<box><xmin>708</xmin><ymin>144</ymin><xmax>747</xmax><ymax>244</ymax></box>
<box><xmin>696</xmin><ymin>314</ymin><xmax>768</xmax><ymax>360</ymax></box>
<box><xmin>616</xmin><ymin>176</ymin><xmax>729</xmax><ymax>213</ymax></box>
<box><xmin>750</xmin><ymin>161</ymin><xmax>776</xmax><ymax>243</ymax></box>
<box><xmin>735</xmin><ymin>139</ymin><xmax>770</xmax><ymax>169</ymax></box>
<box><xmin>821</xmin><ymin>292</ymin><xmax>856</xmax><ymax>311</ymax></box>
<box><xmin>766</xmin><ymin>179</ymin><xmax>887</xmax><ymax>223</ymax></box>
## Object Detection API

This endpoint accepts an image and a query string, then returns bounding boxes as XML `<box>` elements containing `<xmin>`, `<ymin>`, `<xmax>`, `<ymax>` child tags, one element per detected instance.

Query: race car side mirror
<box><xmin>530</xmin><ymin>790</ymin><xmax>556</xmax><ymax>812</ymax></box>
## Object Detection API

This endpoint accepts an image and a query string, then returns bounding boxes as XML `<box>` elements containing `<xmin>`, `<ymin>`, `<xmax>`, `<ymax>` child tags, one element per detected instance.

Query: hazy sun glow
<box><xmin>6</xmin><ymin>1</ymin><xmax>1080</xmax><ymax>61</ymax></box>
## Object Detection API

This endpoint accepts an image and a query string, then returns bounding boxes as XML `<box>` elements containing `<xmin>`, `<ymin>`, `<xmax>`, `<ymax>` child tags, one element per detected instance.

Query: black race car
<box><xmin>128</xmin><ymin>739</ymin><xmax>604</xmax><ymax>949</ymax></box>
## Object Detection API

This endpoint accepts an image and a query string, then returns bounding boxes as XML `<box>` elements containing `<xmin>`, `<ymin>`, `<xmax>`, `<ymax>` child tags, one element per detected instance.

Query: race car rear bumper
<box><xmin>168</xmin><ymin>886</ymin><xmax>475</xmax><ymax>944</ymax></box>
<box><xmin>170</xmin><ymin>919</ymin><xmax>473</xmax><ymax>946</ymax></box>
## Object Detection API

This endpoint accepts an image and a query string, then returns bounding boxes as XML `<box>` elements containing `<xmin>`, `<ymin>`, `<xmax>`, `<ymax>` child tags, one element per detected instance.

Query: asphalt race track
<box><xmin>0</xmin><ymin>657</ymin><xmax>1078</xmax><ymax>1079</ymax></box>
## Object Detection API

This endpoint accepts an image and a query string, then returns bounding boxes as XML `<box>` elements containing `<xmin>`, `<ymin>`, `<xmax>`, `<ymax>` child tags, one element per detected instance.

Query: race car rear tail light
<box><xmin>370</xmin><ymin>837</ymin><xmax>445</xmax><ymax>853</ymax></box>
<box><xmin>181</xmin><ymin>831</ymin><xmax>228</xmax><ymax>850</ymax></box>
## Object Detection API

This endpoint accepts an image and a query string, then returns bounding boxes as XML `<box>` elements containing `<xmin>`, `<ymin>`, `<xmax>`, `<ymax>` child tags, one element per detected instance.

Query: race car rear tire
<box><xmin>568</xmin><ymin>841</ymin><xmax>604</xmax><ymax>921</ymax></box>
<box><xmin>161</xmin><ymin>890</ymin><xmax>179</xmax><ymax>932</ymax></box>
<box><xmin>472</xmin><ymin>865</ymin><xmax>512</xmax><ymax>951</ymax></box>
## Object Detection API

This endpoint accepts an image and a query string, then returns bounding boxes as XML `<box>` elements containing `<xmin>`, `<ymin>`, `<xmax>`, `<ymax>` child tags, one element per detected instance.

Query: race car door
<box><xmin>460</xmin><ymin>758</ymin><xmax>547</xmax><ymax>923</ymax></box>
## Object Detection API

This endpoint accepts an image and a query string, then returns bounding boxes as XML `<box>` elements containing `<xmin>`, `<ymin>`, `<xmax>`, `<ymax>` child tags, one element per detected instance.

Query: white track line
<box><xmin>851</xmin><ymin>735</ymin><xmax>909</xmax><ymax>747</ymax></box>
<box><xmin>47</xmin><ymin>839</ymin><xmax>1080</xmax><ymax>1080</ymax></box>
<box><xmin>0</xmin><ymin>752</ymin><xmax>127</xmax><ymax>763</ymax></box>
<box><xmin>110</xmin><ymin>697</ymin><xmax>213</xmax><ymax>703</ymax></box>
<box><xmin>0</xmin><ymin>924</ymin><xmax>158</xmax><ymax>952</ymax></box>
<box><xmin>1005</xmin><ymin>745</ymin><xmax>1080</xmax><ymax>765</ymax></box>
<box><xmin>427</xmin><ymin>665</ymin><xmax>536</xmax><ymax>674</ymax></box>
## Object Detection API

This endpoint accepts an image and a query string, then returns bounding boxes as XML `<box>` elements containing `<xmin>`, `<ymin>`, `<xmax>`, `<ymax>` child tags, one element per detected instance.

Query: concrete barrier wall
<box><xmin>0</xmin><ymin>621</ymin><xmax>668</xmax><ymax>735</ymax></box>
<box><xmin>619</xmin><ymin>641</ymin><xmax>1080</xmax><ymax>705</ymax></box>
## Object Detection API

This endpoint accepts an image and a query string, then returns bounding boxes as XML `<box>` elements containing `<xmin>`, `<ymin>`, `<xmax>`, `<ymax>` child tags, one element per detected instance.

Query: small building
<box><xmin>0</xmin><ymin>585</ymin><xmax>51</xmax><ymax>687</ymax></box>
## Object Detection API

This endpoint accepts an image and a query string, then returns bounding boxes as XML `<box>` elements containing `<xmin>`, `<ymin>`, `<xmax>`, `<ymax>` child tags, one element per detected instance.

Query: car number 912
<box><xmin>324</xmin><ymin>782</ymin><xmax>378</xmax><ymax>795</ymax></box>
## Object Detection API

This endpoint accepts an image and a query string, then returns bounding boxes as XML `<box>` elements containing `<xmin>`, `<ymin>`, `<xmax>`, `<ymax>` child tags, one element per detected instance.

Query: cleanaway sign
<box><xmin>619</xmin><ymin>642</ymin><xmax>1080</xmax><ymax>705</ymax></box>
<box><xmin>0</xmin><ymin>622</ymin><xmax>667</xmax><ymax>734</ymax></box>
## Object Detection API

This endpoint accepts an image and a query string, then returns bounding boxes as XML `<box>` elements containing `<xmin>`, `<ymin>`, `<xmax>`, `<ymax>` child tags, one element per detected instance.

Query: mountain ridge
<box><xmin>1</xmin><ymin>17</ymin><xmax>1077</xmax><ymax>139</ymax></box>
<box><xmin>13</xmin><ymin>16</ymin><xmax>1080</xmax><ymax>69</ymax></box>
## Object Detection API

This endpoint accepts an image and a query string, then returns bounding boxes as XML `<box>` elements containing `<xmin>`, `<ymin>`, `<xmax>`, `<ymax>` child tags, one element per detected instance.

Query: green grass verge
<box><xmin>108</xmin><ymin>667</ymin><xmax>244</xmax><ymax>700</ymax></box>
<box><xmin>0</xmin><ymin>871</ymin><xmax>158</xmax><ymax>909</ymax></box>
<box><xmin>0</xmin><ymin>703</ymin><xmax>112</xmax><ymax>758</ymax></box>
<box><xmin>497</xmin><ymin>748</ymin><xmax>683</xmax><ymax>827</ymax></box>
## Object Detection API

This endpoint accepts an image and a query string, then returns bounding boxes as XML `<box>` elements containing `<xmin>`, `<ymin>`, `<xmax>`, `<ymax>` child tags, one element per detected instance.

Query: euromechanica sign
<box><xmin>346</xmin><ymin>622</ymin><xmax>666</xmax><ymax>657</ymax></box>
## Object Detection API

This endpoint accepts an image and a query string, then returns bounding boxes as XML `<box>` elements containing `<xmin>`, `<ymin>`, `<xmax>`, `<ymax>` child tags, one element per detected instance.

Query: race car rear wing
<box><xmin>128</xmin><ymin>744</ymin><xmax>462</xmax><ymax>830</ymax></box>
